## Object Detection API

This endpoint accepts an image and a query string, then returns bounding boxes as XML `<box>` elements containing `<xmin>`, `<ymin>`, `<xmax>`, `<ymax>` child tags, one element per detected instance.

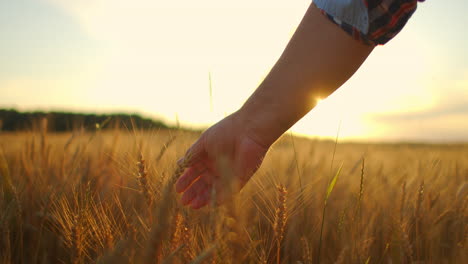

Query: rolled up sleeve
<box><xmin>313</xmin><ymin>0</ymin><xmax>419</xmax><ymax>45</ymax></box>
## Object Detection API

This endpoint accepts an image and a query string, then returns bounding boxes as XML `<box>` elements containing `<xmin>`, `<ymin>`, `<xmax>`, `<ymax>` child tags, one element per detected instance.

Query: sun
<box><xmin>315</xmin><ymin>97</ymin><xmax>324</xmax><ymax>105</ymax></box>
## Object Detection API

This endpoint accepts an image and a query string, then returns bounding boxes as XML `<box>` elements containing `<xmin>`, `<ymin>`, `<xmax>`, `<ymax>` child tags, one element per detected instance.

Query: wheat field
<box><xmin>0</xmin><ymin>128</ymin><xmax>466</xmax><ymax>264</ymax></box>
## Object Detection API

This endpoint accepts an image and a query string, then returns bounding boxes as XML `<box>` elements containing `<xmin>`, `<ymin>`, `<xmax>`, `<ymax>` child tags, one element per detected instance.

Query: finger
<box><xmin>182</xmin><ymin>173</ymin><xmax>212</xmax><ymax>198</ymax></box>
<box><xmin>175</xmin><ymin>164</ymin><xmax>207</xmax><ymax>193</ymax></box>
<box><xmin>180</xmin><ymin>177</ymin><xmax>210</xmax><ymax>205</ymax></box>
<box><xmin>190</xmin><ymin>188</ymin><xmax>211</xmax><ymax>209</ymax></box>
<box><xmin>177</xmin><ymin>156</ymin><xmax>201</xmax><ymax>167</ymax></box>
<box><xmin>178</xmin><ymin>138</ymin><xmax>206</xmax><ymax>166</ymax></box>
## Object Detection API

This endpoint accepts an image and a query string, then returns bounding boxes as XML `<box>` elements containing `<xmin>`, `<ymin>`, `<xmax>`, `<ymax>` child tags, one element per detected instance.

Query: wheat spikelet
<box><xmin>338</xmin><ymin>208</ymin><xmax>347</xmax><ymax>234</ymax></box>
<box><xmin>357</xmin><ymin>238</ymin><xmax>374</xmax><ymax>263</ymax></box>
<box><xmin>414</xmin><ymin>180</ymin><xmax>425</xmax><ymax>259</ymax></box>
<box><xmin>415</xmin><ymin>180</ymin><xmax>424</xmax><ymax>219</ymax></box>
<box><xmin>300</xmin><ymin>236</ymin><xmax>312</xmax><ymax>264</ymax></box>
<box><xmin>259</xmin><ymin>249</ymin><xmax>268</xmax><ymax>264</ymax></box>
<box><xmin>215</xmin><ymin>203</ymin><xmax>242</xmax><ymax>263</ymax></box>
<box><xmin>427</xmin><ymin>191</ymin><xmax>440</xmax><ymax>210</ymax></box>
<box><xmin>28</xmin><ymin>136</ymin><xmax>35</xmax><ymax>160</ymax></box>
<box><xmin>126</xmin><ymin>223</ymin><xmax>137</xmax><ymax>261</ymax></box>
<box><xmin>273</xmin><ymin>184</ymin><xmax>287</xmax><ymax>264</ymax></box>
<box><xmin>274</xmin><ymin>185</ymin><xmax>287</xmax><ymax>242</ymax></box>
<box><xmin>145</xmin><ymin>163</ymin><xmax>182</xmax><ymax>264</ymax></box>
<box><xmin>433</xmin><ymin>209</ymin><xmax>454</xmax><ymax>225</ymax></box>
<box><xmin>189</xmin><ymin>244</ymin><xmax>218</xmax><ymax>264</ymax></box>
<box><xmin>334</xmin><ymin>246</ymin><xmax>347</xmax><ymax>264</ymax></box>
<box><xmin>143</xmin><ymin>152</ymin><xmax>192</xmax><ymax>263</ymax></box>
<box><xmin>456</xmin><ymin>182</ymin><xmax>467</xmax><ymax>201</ymax></box>
<box><xmin>71</xmin><ymin>213</ymin><xmax>83</xmax><ymax>264</ymax></box>
<box><xmin>144</xmin><ymin>200</ymin><xmax>172</xmax><ymax>263</ymax></box>
<box><xmin>400</xmin><ymin>223</ymin><xmax>414</xmax><ymax>263</ymax></box>
<box><xmin>104</xmin><ymin>222</ymin><xmax>115</xmax><ymax>250</ymax></box>
<box><xmin>400</xmin><ymin>181</ymin><xmax>407</xmax><ymax>223</ymax></box>
<box><xmin>39</xmin><ymin>117</ymin><xmax>48</xmax><ymax>158</ymax></box>
<box><xmin>156</xmin><ymin>136</ymin><xmax>176</xmax><ymax>162</ymax></box>
<box><xmin>170</xmin><ymin>212</ymin><xmax>183</xmax><ymax>252</ymax></box>
<box><xmin>356</xmin><ymin>158</ymin><xmax>365</xmax><ymax>220</ymax></box>
<box><xmin>181</xmin><ymin>216</ymin><xmax>192</xmax><ymax>262</ymax></box>
<box><xmin>137</xmin><ymin>153</ymin><xmax>152</xmax><ymax>206</ymax></box>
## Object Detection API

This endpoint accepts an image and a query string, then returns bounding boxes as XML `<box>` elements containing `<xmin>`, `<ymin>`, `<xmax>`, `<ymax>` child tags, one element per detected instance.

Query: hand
<box><xmin>175</xmin><ymin>111</ymin><xmax>269</xmax><ymax>209</ymax></box>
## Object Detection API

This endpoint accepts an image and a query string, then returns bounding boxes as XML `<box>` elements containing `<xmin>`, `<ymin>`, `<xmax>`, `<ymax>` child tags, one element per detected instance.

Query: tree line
<box><xmin>0</xmin><ymin>109</ymin><xmax>170</xmax><ymax>132</ymax></box>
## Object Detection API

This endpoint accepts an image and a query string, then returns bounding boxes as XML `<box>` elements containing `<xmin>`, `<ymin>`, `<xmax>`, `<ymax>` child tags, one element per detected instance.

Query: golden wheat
<box><xmin>0</xmin><ymin>130</ymin><xmax>466</xmax><ymax>263</ymax></box>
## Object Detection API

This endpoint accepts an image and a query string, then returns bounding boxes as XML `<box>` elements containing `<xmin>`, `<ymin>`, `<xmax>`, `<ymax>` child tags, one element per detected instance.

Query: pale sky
<box><xmin>1</xmin><ymin>0</ymin><xmax>467</xmax><ymax>142</ymax></box>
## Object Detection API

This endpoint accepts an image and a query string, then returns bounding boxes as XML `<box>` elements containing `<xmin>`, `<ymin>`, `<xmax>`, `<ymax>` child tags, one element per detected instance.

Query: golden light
<box><xmin>5</xmin><ymin>0</ymin><xmax>460</xmax><ymax>142</ymax></box>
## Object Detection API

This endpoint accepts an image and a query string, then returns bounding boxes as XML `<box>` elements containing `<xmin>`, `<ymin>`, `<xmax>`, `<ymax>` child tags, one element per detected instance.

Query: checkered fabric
<box><xmin>314</xmin><ymin>0</ymin><xmax>423</xmax><ymax>45</ymax></box>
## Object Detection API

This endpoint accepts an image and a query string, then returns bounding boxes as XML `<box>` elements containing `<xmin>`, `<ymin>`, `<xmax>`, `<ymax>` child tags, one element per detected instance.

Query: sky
<box><xmin>1</xmin><ymin>0</ymin><xmax>467</xmax><ymax>142</ymax></box>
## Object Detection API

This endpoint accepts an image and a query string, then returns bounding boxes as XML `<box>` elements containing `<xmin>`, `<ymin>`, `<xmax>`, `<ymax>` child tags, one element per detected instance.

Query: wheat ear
<box><xmin>273</xmin><ymin>184</ymin><xmax>287</xmax><ymax>264</ymax></box>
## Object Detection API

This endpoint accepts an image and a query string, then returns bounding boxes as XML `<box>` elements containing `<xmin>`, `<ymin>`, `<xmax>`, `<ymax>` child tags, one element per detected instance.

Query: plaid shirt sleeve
<box><xmin>314</xmin><ymin>0</ymin><xmax>423</xmax><ymax>46</ymax></box>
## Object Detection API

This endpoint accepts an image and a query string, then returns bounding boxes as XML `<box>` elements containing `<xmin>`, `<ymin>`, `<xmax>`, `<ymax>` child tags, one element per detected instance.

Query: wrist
<box><xmin>235</xmin><ymin>98</ymin><xmax>287</xmax><ymax>149</ymax></box>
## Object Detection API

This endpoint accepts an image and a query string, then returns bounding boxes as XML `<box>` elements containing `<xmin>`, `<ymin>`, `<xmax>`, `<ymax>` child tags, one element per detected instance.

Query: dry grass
<box><xmin>0</xmin><ymin>128</ymin><xmax>467</xmax><ymax>263</ymax></box>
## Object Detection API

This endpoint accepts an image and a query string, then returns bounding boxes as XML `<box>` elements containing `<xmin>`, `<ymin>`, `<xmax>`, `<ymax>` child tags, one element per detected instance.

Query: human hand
<box><xmin>175</xmin><ymin>111</ymin><xmax>269</xmax><ymax>209</ymax></box>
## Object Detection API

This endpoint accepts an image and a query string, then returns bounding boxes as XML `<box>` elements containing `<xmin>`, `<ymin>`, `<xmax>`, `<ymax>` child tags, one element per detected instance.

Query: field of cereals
<box><xmin>0</xmin><ymin>128</ymin><xmax>466</xmax><ymax>264</ymax></box>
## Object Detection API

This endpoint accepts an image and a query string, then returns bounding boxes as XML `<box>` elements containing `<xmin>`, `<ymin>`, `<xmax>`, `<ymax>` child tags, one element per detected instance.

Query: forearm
<box><xmin>238</xmin><ymin>4</ymin><xmax>373</xmax><ymax>147</ymax></box>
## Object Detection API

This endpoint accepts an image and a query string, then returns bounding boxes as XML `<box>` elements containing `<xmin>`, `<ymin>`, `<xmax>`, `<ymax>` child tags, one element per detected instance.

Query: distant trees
<box><xmin>0</xmin><ymin>109</ymin><xmax>169</xmax><ymax>132</ymax></box>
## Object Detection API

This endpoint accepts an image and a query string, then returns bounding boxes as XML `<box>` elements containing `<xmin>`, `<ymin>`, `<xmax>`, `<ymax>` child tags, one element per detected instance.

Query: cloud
<box><xmin>372</xmin><ymin>101</ymin><xmax>468</xmax><ymax>122</ymax></box>
<box><xmin>365</xmin><ymin>76</ymin><xmax>468</xmax><ymax>142</ymax></box>
<box><xmin>371</xmin><ymin>73</ymin><xmax>468</xmax><ymax>120</ymax></box>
